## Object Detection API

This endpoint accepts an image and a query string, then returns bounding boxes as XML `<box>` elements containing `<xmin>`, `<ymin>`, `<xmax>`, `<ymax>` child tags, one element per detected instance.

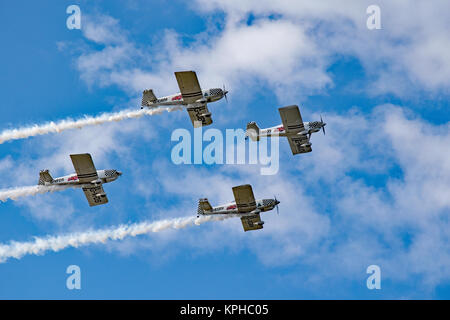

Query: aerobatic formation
<box><xmin>0</xmin><ymin>70</ymin><xmax>327</xmax><ymax>261</ymax></box>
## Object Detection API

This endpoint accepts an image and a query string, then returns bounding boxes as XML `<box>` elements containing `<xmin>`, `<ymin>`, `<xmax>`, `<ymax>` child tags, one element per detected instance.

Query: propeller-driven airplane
<box><xmin>197</xmin><ymin>184</ymin><xmax>280</xmax><ymax>232</ymax></box>
<box><xmin>38</xmin><ymin>153</ymin><xmax>122</xmax><ymax>207</ymax></box>
<box><xmin>141</xmin><ymin>71</ymin><xmax>228</xmax><ymax>127</ymax></box>
<box><xmin>245</xmin><ymin>105</ymin><xmax>326</xmax><ymax>155</ymax></box>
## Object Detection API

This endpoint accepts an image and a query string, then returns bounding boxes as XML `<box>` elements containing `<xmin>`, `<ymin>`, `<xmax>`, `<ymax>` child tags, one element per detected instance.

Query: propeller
<box><xmin>274</xmin><ymin>196</ymin><xmax>280</xmax><ymax>215</ymax></box>
<box><xmin>320</xmin><ymin>115</ymin><xmax>326</xmax><ymax>135</ymax></box>
<box><xmin>223</xmin><ymin>84</ymin><xmax>229</xmax><ymax>103</ymax></box>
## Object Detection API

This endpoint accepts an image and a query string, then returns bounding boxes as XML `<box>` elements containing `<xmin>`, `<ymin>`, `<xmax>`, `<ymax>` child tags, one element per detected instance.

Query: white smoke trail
<box><xmin>0</xmin><ymin>185</ymin><xmax>75</xmax><ymax>202</ymax></box>
<box><xmin>0</xmin><ymin>106</ymin><xmax>183</xmax><ymax>144</ymax></box>
<box><xmin>0</xmin><ymin>214</ymin><xmax>235</xmax><ymax>262</ymax></box>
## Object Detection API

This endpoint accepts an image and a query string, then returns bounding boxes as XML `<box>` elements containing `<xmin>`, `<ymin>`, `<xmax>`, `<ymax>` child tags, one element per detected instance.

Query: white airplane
<box><xmin>197</xmin><ymin>184</ymin><xmax>280</xmax><ymax>232</ymax></box>
<box><xmin>245</xmin><ymin>105</ymin><xmax>326</xmax><ymax>155</ymax></box>
<box><xmin>141</xmin><ymin>71</ymin><xmax>228</xmax><ymax>127</ymax></box>
<box><xmin>38</xmin><ymin>153</ymin><xmax>122</xmax><ymax>207</ymax></box>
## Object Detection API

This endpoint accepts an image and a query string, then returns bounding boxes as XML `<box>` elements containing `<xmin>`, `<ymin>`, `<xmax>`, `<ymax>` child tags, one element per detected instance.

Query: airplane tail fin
<box><xmin>198</xmin><ymin>198</ymin><xmax>213</xmax><ymax>215</ymax></box>
<box><xmin>141</xmin><ymin>89</ymin><xmax>157</xmax><ymax>107</ymax></box>
<box><xmin>246</xmin><ymin>121</ymin><xmax>260</xmax><ymax>141</ymax></box>
<box><xmin>38</xmin><ymin>170</ymin><xmax>53</xmax><ymax>185</ymax></box>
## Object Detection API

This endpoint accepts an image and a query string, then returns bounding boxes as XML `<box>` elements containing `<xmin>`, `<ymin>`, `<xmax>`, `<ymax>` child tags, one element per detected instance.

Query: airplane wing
<box><xmin>70</xmin><ymin>153</ymin><xmax>98</xmax><ymax>183</ymax></box>
<box><xmin>141</xmin><ymin>89</ymin><xmax>157</xmax><ymax>107</ymax></box>
<box><xmin>82</xmin><ymin>185</ymin><xmax>108</xmax><ymax>207</ymax></box>
<box><xmin>287</xmin><ymin>135</ymin><xmax>312</xmax><ymax>155</ymax></box>
<box><xmin>175</xmin><ymin>71</ymin><xmax>203</xmax><ymax>104</ymax></box>
<box><xmin>232</xmin><ymin>184</ymin><xmax>257</xmax><ymax>213</ymax></box>
<box><xmin>186</xmin><ymin>102</ymin><xmax>213</xmax><ymax>127</ymax></box>
<box><xmin>278</xmin><ymin>105</ymin><xmax>305</xmax><ymax>133</ymax></box>
<box><xmin>279</xmin><ymin>105</ymin><xmax>311</xmax><ymax>154</ymax></box>
<box><xmin>240</xmin><ymin>213</ymin><xmax>264</xmax><ymax>232</ymax></box>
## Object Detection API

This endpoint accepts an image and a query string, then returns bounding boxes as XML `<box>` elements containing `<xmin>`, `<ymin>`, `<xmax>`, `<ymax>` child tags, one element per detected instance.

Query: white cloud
<box><xmin>195</xmin><ymin>0</ymin><xmax>450</xmax><ymax>95</ymax></box>
<box><xmin>82</xmin><ymin>15</ymin><xmax>127</xmax><ymax>45</ymax></box>
<box><xmin>309</xmin><ymin>106</ymin><xmax>450</xmax><ymax>286</ymax></box>
<box><xmin>0</xmin><ymin>156</ymin><xmax>13</xmax><ymax>185</ymax></box>
<box><xmin>67</xmin><ymin>1</ymin><xmax>450</xmax><ymax>102</ymax></box>
<box><xmin>72</xmin><ymin>9</ymin><xmax>333</xmax><ymax>99</ymax></box>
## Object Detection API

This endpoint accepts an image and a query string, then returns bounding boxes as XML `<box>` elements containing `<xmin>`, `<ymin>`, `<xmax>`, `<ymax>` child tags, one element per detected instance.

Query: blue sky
<box><xmin>0</xmin><ymin>0</ymin><xmax>449</xmax><ymax>299</ymax></box>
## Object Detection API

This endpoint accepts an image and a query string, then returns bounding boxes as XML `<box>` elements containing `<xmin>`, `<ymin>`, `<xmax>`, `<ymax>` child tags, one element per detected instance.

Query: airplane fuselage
<box><xmin>199</xmin><ymin>198</ymin><xmax>279</xmax><ymax>216</ymax></box>
<box><xmin>259</xmin><ymin>121</ymin><xmax>323</xmax><ymax>138</ymax></box>
<box><xmin>42</xmin><ymin>169</ymin><xmax>121</xmax><ymax>186</ymax></box>
<box><xmin>144</xmin><ymin>88</ymin><xmax>225</xmax><ymax>107</ymax></box>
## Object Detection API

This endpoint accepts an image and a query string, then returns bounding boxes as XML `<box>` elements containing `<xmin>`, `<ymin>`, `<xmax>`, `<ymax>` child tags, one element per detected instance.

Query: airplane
<box><xmin>141</xmin><ymin>71</ymin><xmax>228</xmax><ymax>127</ymax></box>
<box><xmin>245</xmin><ymin>105</ymin><xmax>326</xmax><ymax>155</ymax></box>
<box><xmin>38</xmin><ymin>153</ymin><xmax>122</xmax><ymax>207</ymax></box>
<box><xmin>197</xmin><ymin>184</ymin><xmax>280</xmax><ymax>232</ymax></box>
